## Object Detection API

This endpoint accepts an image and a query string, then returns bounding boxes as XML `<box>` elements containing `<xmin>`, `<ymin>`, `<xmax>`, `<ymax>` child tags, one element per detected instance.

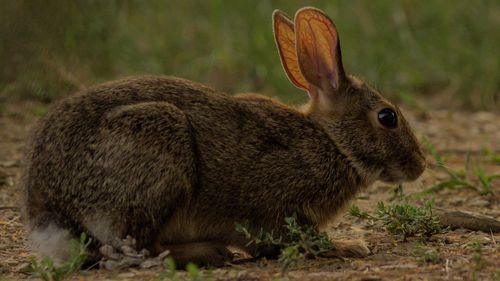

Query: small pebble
<box><xmin>120</xmin><ymin>245</ymin><xmax>136</xmax><ymax>255</ymax></box>
<box><xmin>139</xmin><ymin>259</ymin><xmax>162</xmax><ymax>269</ymax></box>
<box><xmin>100</xmin><ymin>244</ymin><xmax>115</xmax><ymax>256</ymax></box>
<box><xmin>139</xmin><ymin>248</ymin><xmax>150</xmax><ymax>257</ymax></box>
<box><xmin>453</xmin><ymin>228</ymin><xmax>470</xmax><ymax>234</ymax></box>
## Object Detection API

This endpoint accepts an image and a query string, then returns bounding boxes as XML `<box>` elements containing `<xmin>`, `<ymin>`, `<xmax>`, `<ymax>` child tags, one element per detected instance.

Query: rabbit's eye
<box><xmin>377</xmin><ymin>108</ymin><xmax>397</xmax><ymax>128</ymax></box>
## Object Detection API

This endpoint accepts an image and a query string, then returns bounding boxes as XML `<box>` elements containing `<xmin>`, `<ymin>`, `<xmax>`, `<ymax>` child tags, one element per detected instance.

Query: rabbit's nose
<box><xmin>405</xmin><ymin>153</ymin><xmax>426</xmax><ymax>181</ymax></box>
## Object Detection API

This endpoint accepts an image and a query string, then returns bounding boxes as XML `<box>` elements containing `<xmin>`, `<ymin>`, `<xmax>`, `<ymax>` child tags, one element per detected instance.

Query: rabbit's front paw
<box><xmin>321</xmin><ymin>239</ymin><xmax>371</xmax><ymax>259</ymax></box>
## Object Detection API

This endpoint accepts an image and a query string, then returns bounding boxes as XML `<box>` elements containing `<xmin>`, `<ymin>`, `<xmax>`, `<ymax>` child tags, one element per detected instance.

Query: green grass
<box><xmin>1</xmin><ymin>0</ymin><xmax>499</xmax><ymax>109</ymax></box>
<box><xmin>236</xmin><ymin>216</ymin><xmax>335</xmax><ymax>269</ymax></box>
<box><xmin>413</xmin><ymin>243</ymin><xmax>442</xmax><ymax>265</ymax></box>
<box><xmin>28</xmin><ymin>233</ymin><xmax>91</xmax><ymax>281</ymax></box>
<box><xmin>153</xmin><ymin>258</ymin><xmax>212</xmax><ymax>281</ymax></box>
<box><xmin>420</xmin><ymin>138</ymin><xmax>500</xmax><ymax>196</ymax></box>
<box><xmin>349</xmin><ymin>201</ymin><xmax>447</xmax><ymax>241</ymax></box>
<box><xmin>469</xmin><ymin>240</ymin><xmax>486</xmax><ymax>281</ymax></box>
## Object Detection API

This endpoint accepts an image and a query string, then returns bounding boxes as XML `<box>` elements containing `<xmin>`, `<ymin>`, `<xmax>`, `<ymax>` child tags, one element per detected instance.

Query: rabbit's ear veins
<box><xmin>295</xmin><ymin>7</ymin><xmax>346</xmax><ymax>91</ymax></box>
<box><xmin>273</xmin><ymin>10</ymin><xmax>309</xmax><ymax>91</ymax></box>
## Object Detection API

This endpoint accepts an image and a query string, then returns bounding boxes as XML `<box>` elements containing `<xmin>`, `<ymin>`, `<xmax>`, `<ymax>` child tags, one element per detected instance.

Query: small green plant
<box><xmin>348</xmin><ymin>205</ymin><xmax>371</xmax><ymax>220</ymax></box>
<box><xmin>376</xmin><ymin>201</ymin><xmax>446</xmax><ymax>240</ymax></box>
<box><xmin>389</xmin><ymin>184</ymin><xmax>405</xmax><ymax>201</ymax></box>
<box><xmin>186</xmin><ymin>263</ymin><xmax>211</xmax><ymax>281</ymax></box>
<box><xmin>153</xmin><ymin>257</ymin><xmax>212</xmax><ymax>281</ymax></box>
<box><xmin>280</xmin><ymin>216</ymin><xmax>334</xmax><ymax>268</ymax></box>
<box><xmin>421</xmin><ymin>139</ymin><xmax>474</xmax><ymax>194</ymax></box>
<box><xmin>413</xmin><ymin>244</ymin><xmax>441</xmax><ymax>264</ymax></box>
<box><xmin>350</xmin><ymin>201</ymin><xmax>447</xmax><ymax>241</ymax></box>
<box><xmin>152</xmin><ymin>258</ymin><xmax>178</xmax><ymax>281</ymax></box>
<box><xmin>421</xmin><ymin>139</ymin><xmax>499</xmax><ymax>196</ymax></box>
<box><xmin>475</xmin><ymin>165</ymin><xmax>500</xmax><ymax>195</ymax></box>
<box><xmin>235</xmin><ymin>223</ymin><xmax>282</xmax><ymax>250</ymax></box>
<box><xmin>236</xmin><ymin>216</ymin><xmax>335</xmax><ymax>269</ymax></box>
<box><xmin>29</xmin><ymin>233</ymin><xmax>91</xmax><ymax>281</ymax></box>
<box><xmin>469</xmin><ymin>240</ymin><xmax>485</xmax><ymax>281</ymax></box>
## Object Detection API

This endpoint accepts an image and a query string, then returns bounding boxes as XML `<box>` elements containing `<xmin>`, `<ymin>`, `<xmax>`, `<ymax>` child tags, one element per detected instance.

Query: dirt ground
<box><xmin>0</xmin><ymin>100</ymin><xmax>499</xmax><ymax>280</ymax></box>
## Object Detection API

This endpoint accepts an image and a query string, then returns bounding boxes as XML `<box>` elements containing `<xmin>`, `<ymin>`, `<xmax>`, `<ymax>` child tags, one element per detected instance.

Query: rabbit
<box><xmin>23</xmin><ymin>7</ymin><xmax>426</xmax><ymax>268</ymax></box>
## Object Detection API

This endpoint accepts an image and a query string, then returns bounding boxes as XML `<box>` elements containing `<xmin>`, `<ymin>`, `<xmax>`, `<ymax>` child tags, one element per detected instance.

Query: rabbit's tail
<box><xmin>27</xmin><ymin>212</ymin><xmax>98</xmax><ymax>266</ymax></box>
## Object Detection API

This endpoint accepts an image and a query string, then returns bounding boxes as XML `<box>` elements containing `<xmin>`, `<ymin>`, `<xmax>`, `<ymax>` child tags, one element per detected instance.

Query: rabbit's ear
<box><xmin>294</xmin><ymin>7</ymin><xmax>346</xmax><ymax>93</ymax></box>
<box><xmin>273</xmin><ymin>10</ymin><xmax>309</xmax><ymax>91</ymax></box>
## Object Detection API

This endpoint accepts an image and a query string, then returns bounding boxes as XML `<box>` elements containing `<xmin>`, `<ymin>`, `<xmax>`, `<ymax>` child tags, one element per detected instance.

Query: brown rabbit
<box><xmin>23</xmin><ymin>7</ymin><xmax>425</xmax><ymax>268</ymax></box>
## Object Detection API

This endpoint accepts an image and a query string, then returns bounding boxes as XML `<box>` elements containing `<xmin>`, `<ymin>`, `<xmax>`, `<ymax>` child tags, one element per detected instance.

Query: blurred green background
<box><xmin>1</xmin><ymin>0</ymin><xmax>499</xmax><ymax>109</ymax></box>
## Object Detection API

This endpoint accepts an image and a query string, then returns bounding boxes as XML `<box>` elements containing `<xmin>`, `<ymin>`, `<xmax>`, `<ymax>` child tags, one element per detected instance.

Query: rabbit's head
<box><xmin>273</xmin><ymin>7</ymin><xmax>425</xmax><ymax>184</ymax></box>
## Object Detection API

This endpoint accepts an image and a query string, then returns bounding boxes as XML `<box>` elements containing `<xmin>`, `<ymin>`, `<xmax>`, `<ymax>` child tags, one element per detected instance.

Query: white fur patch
<box><xmin>30</xmin><ymin>224</ymin><xmax>73</xmax><ymax>264</ymax></box>
<box><xmin>82</xmin><ymin>214</ymin><xmax>120</xmax><ymax>245</ymax></box>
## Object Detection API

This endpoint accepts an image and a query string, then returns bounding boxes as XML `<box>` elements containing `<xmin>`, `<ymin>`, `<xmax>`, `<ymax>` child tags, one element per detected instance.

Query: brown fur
<box><xmin>23</xmin><ymin>7</ymin><xmax>425</xmax><ymax>267</ymax></box>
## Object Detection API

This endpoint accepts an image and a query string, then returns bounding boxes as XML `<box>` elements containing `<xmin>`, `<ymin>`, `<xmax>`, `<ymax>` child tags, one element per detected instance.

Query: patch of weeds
<box><xmin>421</xmin><ymin>138</ymin><xmax>499</xmax><ymax>196</ymax></box>
<box><xmin>421</xmin><ymin>138</ymin><xmax>475</xmax><ymax>194</ymax></box>
<box><xmin>29</xmin><ymin>233</ymin><xmax>91</xmax><ymax>281</ymax></box>
<box><xmin>235</xmin><ymin>223</ymin><xmax>282</xmax><ymax>250</ymax></box>
<box><xmin>469</xmin><ymin>240</ymin><xmax>485</xmax><ymax>281</ymax></box>
<box><xmin>153</xmin><ymin>257</ymin><xmax>212</xmax><ymax>281</ymax></box>
<box><xmin>236</xmin><ymin>216</ymin><xmax>334</xmax><ymax>269</ymax></box>
<box><xmin>152</xmin><ymin>258</ymin><xmax>177</xmax><ymax>281</ymax></box>
<box><xmin>349</xmin><ymin>201</ymin><xmax>447</xmax><ymax>241</ymax></box>
<box><xmin>376</xmin><ymin>202</ymin><xmax>446</xmax><ymax>240</ymax></box>
<box><xmin>413</xmin><ymin>244</ymin><xmax>442</xmax><ymax>265</ymax></box>
<box><xmin>348</xmin><ymin>205</ymin><xmax>371</xmax><ymax>220</ymax></box>
<box><xmin>185</xmin><ymin>263</ymin><xmax>211</xmax><ymax>281</ymax></box>
<box><xmin>475</xmin><ymin>165</ymin><xmax>499</xmax><ymax>195</ymax></box>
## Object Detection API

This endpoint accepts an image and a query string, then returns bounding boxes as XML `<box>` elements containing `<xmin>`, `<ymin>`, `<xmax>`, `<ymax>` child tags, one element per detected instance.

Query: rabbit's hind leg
<box><xmin>160</xmin><ymin>242</ymin><xmax>234</xmax><ymax>268</ymax></box>
<box><xmin>99</xmin><ymin>102</ymin><xmax>197</xmax><ymax>249</ymax></box>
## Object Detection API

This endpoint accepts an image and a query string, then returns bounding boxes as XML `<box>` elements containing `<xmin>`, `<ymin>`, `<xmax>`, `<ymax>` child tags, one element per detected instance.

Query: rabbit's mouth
<box><xmin>379</xmin><ymin>165</ymin><xmax>424</xmax><ymax>184</ymax></box>
<box><xmin>379</xmin><ymin>169</ymin><xmax>408</xmax><ymax>184</ymax></box>
<box><xmin>380</xmin><ymin>152</ymin><xmax>427</xmax><ymax>184</ymax></box>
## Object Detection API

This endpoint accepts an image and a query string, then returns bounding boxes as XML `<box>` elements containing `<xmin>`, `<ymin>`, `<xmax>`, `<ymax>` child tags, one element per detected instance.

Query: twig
<box><xmin>434</xmin><ymin>208</ymin><xmax>500</xmax><ymax>233</ymax></box>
